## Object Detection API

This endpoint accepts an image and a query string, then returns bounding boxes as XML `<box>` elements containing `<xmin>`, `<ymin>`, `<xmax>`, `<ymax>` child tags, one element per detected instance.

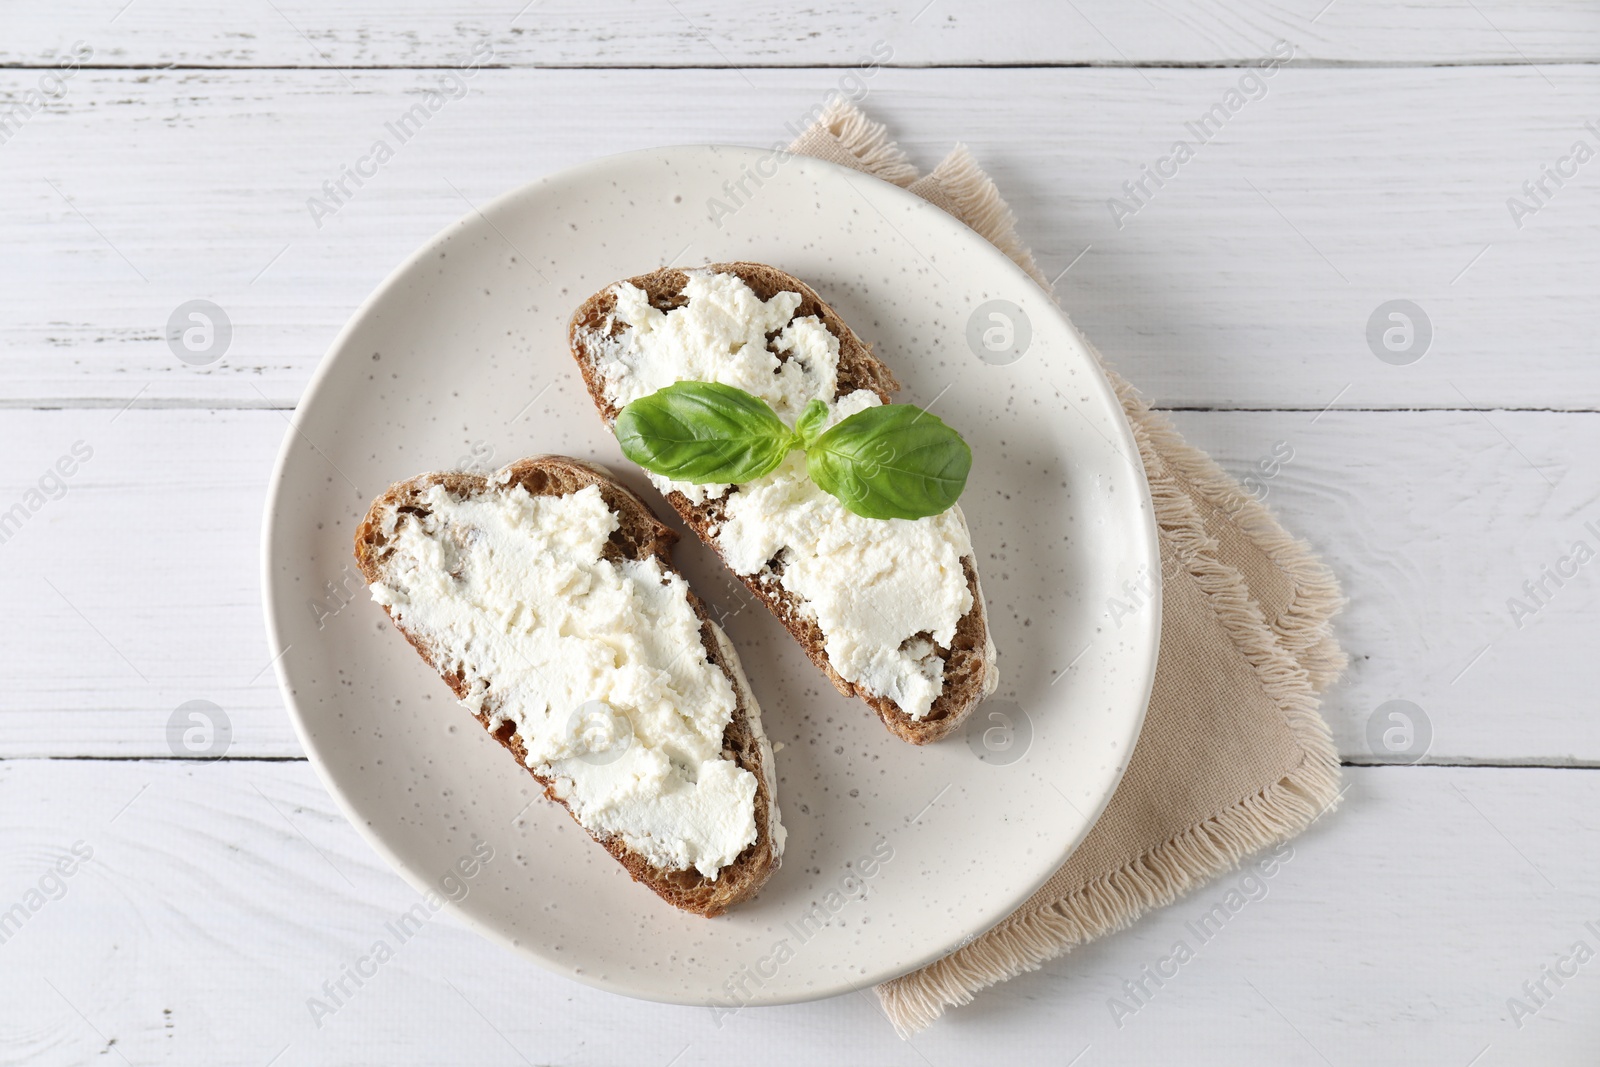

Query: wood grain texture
<box><xmin>0</xmin><ymin>66</ymin><xmax>1595</xmax><ymax>408</ymax></box>
<box><xmin>6</xmin><ymin>0</ymin><xmax>1600</xmax><ymax>68</ymax></box>
<box><xmin>2</xmin><ymin>406</ymin><xmax>1595</xmax><ymax>763</ymax></box>
<box><xmin>0</xmin><ymin>760</ymin><xmax>1593</xmax><ymax>1064</ymax></box>
<box><xmin>0</xmin><ymin>409</ymin><xmax>287</xmax><ymax>757</ymax></box>
<box><xmin>1166</xmin><ymin>409</ymin><xmax>1600</xmax><ymax>767</ymax></box>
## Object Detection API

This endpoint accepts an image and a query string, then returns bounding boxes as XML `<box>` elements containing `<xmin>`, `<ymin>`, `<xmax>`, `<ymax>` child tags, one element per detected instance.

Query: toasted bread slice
<box><xmin>354</xmin><ymin>455</ymin><xmax>782</xmax><ymax>916</ymax></box>
<box><xmin>568</xmin><ymin>263</ymin><xmax>998</xmax><ymax>745</ymax></box>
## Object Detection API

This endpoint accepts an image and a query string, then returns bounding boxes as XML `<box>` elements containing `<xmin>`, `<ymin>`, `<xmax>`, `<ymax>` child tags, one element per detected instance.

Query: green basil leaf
<box><xmin>794</xmin><ymin>398</ymin><xmax>829</xmax><ymax>448</ymax></box>
<box><xmin>615</xmin><ymin>381</ymin><xmax>796</xmax><ymax>484</ymax></box>
<box><xmin>806</xmin><ymin>404</ymin><xmax>972</xmax><ymax>520</ymax></box>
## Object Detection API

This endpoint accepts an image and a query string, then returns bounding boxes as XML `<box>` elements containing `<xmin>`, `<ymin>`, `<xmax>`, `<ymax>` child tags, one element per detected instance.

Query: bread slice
<box><xmin>353</xmin><ymin>455</ymin><xmax>782</xmax><ymax>917</ymax></box>
<box><xmin>568</xmin><ymin>263</ymin><xmax>998</xmax><ymax>745</ymax></box>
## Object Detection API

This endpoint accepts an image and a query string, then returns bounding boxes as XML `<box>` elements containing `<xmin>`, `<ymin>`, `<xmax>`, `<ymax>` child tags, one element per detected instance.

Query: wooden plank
<box><xmin>1167</xmin><ymin>409</ymin><xmax>1600</xmax><ymax>767</ymax></box>
<box><xmin>0</xmin><ymin>759</ymin><xmax>1592</xmax><ymax>1063</ymax></box>
<box><xmin>6</xmin><ymin>0</ymin><xmax>1600</xmax><ymax>68</ymax></box>
<box><xmin>2</xmin><ymin>66</ymin><xmax>1595</xmax><ymax>409</ymax></box>
<box><xmin>1</xmin><ymin>406</ymin><xmax>1595</xmax><ymax>763</ymax></box>
<box><xmin>0</xmin><ymin>409</ymin><xmax>288</xmax><ymax>757</ymax></box>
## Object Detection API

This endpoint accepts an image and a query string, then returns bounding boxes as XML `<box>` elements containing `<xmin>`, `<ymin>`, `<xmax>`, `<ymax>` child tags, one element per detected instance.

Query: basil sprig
<box><xmin>806</xmin><ymin>404</ymin><xmax>973</xmax><ymax>520</ymax></box>
<box><xmin>614</xmin><ymin>381</ymin><xmax>970</xmax><ymax>521</ymax></box>
<box><xmin>614</xmin><ymin>381</ymin><xmax>795</xmax><ymax>484</ymax></box>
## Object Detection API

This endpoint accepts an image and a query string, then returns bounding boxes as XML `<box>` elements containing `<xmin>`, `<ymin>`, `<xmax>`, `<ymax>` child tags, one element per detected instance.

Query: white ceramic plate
<box><xmin>262</xmin><ymin>145</ymin><xmax>1159</xmax><ymax>1007</ymax></box>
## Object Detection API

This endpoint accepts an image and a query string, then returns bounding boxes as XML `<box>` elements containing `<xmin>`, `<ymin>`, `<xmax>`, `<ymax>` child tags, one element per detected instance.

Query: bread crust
<box><xmin>353</xmin><ymin>455</ymin><xmax>782</xmax><ymax>917</ymax></box>
<box><xmin>568</xmin><ymin>263</ymin><xmax>998</xmax><ymax>744</ymax></box>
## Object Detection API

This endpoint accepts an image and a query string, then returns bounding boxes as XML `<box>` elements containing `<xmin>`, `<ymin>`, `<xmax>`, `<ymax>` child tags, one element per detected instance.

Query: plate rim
<box><xmin>260</xmin><ymin>143</ymin><xmax>1161</xmax><ymax>1006</ymax></box>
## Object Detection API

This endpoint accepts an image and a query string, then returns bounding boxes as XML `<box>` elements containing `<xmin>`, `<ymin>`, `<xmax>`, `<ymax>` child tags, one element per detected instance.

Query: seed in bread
<box><xmin>568</xmin><ymin>264</ymin><xmax>999</xmax><ymax>745</ymax></box>
<box><xmin>353</xmin><ymin>455</ymin><xmax>783</xmax><ymax>916</ymax></box>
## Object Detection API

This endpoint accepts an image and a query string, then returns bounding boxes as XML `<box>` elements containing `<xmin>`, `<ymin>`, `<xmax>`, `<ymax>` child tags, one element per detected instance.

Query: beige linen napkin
<box><xmin>787</xmin><ymin>101</ymin><xmax>1346</xmax><ymax>1034</ymax></box>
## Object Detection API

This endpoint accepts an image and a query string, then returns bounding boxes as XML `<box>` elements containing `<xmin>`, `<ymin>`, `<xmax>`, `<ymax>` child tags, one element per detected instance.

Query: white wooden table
<box><xmin>3</xmin><ymin>2</ymin><xmax>1597</xmax><ymax>1063</ymax></box>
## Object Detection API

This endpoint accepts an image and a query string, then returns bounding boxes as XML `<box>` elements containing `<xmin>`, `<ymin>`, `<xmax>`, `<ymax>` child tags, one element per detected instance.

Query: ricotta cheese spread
<box><xmin>591</xmin><ymin>270</ymin><xmax>977</xmax><ymax>720</ymax></box>
<box><xmin>369</xmin><ymin>480</ymin><xmax>764</xmax><ymax>878</ymax></box>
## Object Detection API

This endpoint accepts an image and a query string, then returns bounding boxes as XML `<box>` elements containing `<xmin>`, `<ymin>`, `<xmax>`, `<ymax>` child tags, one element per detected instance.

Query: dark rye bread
<box><xmin>568</xmin><ymin>263</ymin><xmax>997</xmax><ymax>745</ymax></box>
<box><xmin>353</xmin><ymin>455</ymin><xmax>782</xmax><ymax>917</ymax></box>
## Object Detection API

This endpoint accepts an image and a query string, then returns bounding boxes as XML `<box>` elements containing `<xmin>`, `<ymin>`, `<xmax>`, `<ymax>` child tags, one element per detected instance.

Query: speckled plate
<box><xmin>262</xmin><ymin>145</ymin><xmax>1159</xmax><ymax>1006</ymax></box>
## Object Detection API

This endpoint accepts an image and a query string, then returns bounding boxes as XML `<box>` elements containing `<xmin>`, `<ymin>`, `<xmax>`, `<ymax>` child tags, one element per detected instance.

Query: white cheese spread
<box><xmin>369</xmin><ymin>480</ymin><xmax>763</xmax><ymax>878</ymax></box>
<box><xmin>591</xmin><ymin>270</ymin><xmax>978</xmax><ymax>720</ymax></box>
